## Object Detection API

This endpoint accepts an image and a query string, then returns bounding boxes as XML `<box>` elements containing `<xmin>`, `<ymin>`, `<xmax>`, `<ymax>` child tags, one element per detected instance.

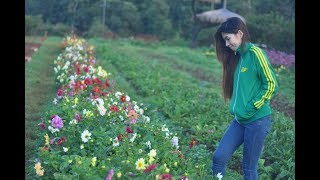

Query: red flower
<box><xmin>83</xmin><ymin>66</ymin><xmax>89</xmax><ymax>72</ymax></box>
<box><xmin>84</xmin><ymin>77</ymin><xmax>92</xmax><ymax>85</ymax></box>
<box><xmin>42</xmin><ymin>146</ymin><xmax>49</xmax><ymax>151</ymax></box>
<box><xmin>93</xmin><ymin>86</ymin><xmax>101</xmax><ymax>93</ymax></box>
<box><xmin>38</xmin><ymin>122</ymin><xmax>46</xmax><ymax>130</ymax></box>
<box><xmin>75</xmin><ymin>64</ymin><xmax>81</xmax><ymax>75</ymax></box>
<box><xmin>105</xmin><ymin>79</ymin><xmax>110</xmax><ymax>87</ymax></box>
<box><xmin>189</xmin><ymin>138</ymin><xmax>197</xmax><ymax>149</ymax></box>
<box><xmin>143</xmin><ymin>163</ymin><xmax>156</xmax><ymax>173</ymax></box>
<box><xmin>159</xmin><ymin>174</ymin><xmax>172</xmax><ymax>180</ymax></box>
<box><xmin>117</xmin><ymin>134</ymin><xmax>122</xmax><ymax>141</ymax></box>
<box><xmin>57</xmin><ymin>88</ymin><xmax>63</xmax><ymax>97</ymax></box>
<box><xmin>92</xmin><ymin>78</ymin><xmax>101</xmax><ymax>84</ymax></box>
<box><xmin>120</xmin><ymin>95</ymin><xmax>126</xmax><ymax>102</ymax></box>
<box><xmin>126</xmin><ymin>126</ymin><xmax>133</xmax><ymax>133</ymax></box>
<box><xmin>57</xmin><ymin>137</ymin><xmax>66</xmax><ymax>146</ymax></box>
<box><xmin>110</xmin><ymin>105</ymin><xmax>119</xmax><ymax>112</ymax></box>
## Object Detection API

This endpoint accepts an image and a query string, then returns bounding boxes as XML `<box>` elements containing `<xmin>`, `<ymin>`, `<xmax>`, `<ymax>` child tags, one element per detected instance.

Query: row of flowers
<box><xmin>33</xmin><ymin>35</ymin><xmax>194</xmax><ymax>179</ymax></box>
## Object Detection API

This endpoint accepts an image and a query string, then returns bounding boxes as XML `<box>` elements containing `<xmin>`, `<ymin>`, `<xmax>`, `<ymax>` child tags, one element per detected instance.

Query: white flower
<box><xmin>97</xmin><ymin>104</ymin><xmax>106</xmax><ymax>116</ymax></box>
<box><xmin>112</xmin><ymin>137</ymin><xmax>120</xmax><ymax>147</ymax></box>
<box><xmin>130</xmin><ymin>133</ymin><xmax>137</xmax><ymax>143</ymax></box>
<box><xmin>145</xmin><ymin>140</ymin><xmax>151</xmax><ymax>149</ymax></box>
<box><xmin>80</xmin><ymin>144</ymin><xmax>84</xmax><ymax>149</ymax></box>
<box><xmin>69</xmin><ymin>119</ymin><xmax>78</xmax><ymax>125</ymax></box>
<box><xmin>148</xmin><ymin>149</ymin><xmax>157</xmax><ymax>158</ymax></box>
<box><xmin>53</xmin><ymin>98</ymin><xmax>58</xmax><ymax>105</ymax></box>
<box><xmin>162</xmin><ymin>125</ymin><xmax>169</xmax><ymax>132</ymax></box>
<box><xmin>126</xmin><ymin>95</ymin><xmax>130</xmax><ymax>101</ymax></box>
<box><xmin>134</xmin><ymin>105</ymin><xmax>139</xmax><ymax>111</ymax></box>
<box><xmin>143</xmin><ymin>116</ymin><xmax>150</xmax><ymax>123</ymax></box>
<box><xmin>115</xmin><ymin>92</ymin><xmax>122</xmax><ymax>98</ymax></box>
<box><xmin>81</xmin><ymin>130</ymin><xmax>92</xmax><ymax>143</ymax></box>
<box><xmin>217</xmin><ymin>172</ymin><xmax>223</xmax><ymax>180</ymax></box>
<box><xmin>95</xmin><ymin>98</ymin><xmax>104</xmax><ymax>106</ymax></box>
<box><xmin>63</xmin><ymin>147</ymin><xmax>69</xmax><ymax>152</ymax></box>
<box><xmin>48</xmin><ymin>126</ymin><xmax>59</xmax><ymax>134</ymax></box>
<box><xmin>172</xmin><ymin>136</ymin><xmax>179</xmax><ymax>149</ymax></box>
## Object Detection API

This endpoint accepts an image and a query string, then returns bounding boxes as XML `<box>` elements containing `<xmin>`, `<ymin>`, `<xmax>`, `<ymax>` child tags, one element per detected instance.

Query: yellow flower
<box><xmin>148</xmin><ymin>149</ymin><xmax>157</xmax><ymax>158</ymax></box>
<box><xmin>135</xmin><ymin>158</ymin><xmax>146</xmax><ymax>170</ymax></box>
<box><xmin>74</xmin><ymin>98</ymin><xmax>79</xmax><ymax>105</ymax></box>
<box><xmin>117</xmin><ymin>172</ymin><xmax>122</xmax><ymax>178</ymax></box>
<box><xmin>91</xmin><ymin>157</ymin><xmax>97</xmax><ymax>167</ymax></box>
<box><xmin>34</xmin><ymin>162</ymin><xmax>44</xmax><ymax>176</ymax></box>
<box><xmin>165</xmin><ymin>168</ymin><xmax>170</xmax><ymax>173</ymax></box>
<box><xmin>148</xmin><ymin>156</ymin><xmax>155</xmax><ymax>164</ymax></box>
<box><xmin>44</xmin><ymin>134</ymin><xmax>49</xmax><ymax>145</ymax></box>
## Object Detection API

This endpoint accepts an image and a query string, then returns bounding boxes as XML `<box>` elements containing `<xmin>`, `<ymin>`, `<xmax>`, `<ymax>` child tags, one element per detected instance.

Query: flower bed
<box><xmin>33</xmin><ymin>35</ymin><xmax>195</xmax><ymax>179</ymax></box>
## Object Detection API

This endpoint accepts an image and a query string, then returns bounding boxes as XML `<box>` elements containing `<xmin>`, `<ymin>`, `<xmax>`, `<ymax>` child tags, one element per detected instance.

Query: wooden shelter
<box><xmin>191</xmin><ymin>0</ymin><xmax>245</xmax><ymax>47</ymax></box>
<box><xmin>195</xmin><ymin>8</ymin><xmax>245</xmax><ymax>24</ymax></box>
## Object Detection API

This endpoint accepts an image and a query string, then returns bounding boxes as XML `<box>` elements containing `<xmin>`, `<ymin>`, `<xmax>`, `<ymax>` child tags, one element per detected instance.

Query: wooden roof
<box><xmin>195</xmin><ymin>8</ymin><xmax>245</xmax><ymax>24</ymax></box>
<box><xmin>197</xmin><ymin>0</ymin><xmax>221</xmax><ymax>3</ymax></box>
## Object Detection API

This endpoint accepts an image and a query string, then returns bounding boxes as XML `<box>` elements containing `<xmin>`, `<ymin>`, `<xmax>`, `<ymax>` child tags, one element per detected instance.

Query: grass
<box><xmin>26</xmin><ymin>36</ymin><xmax>294</xmax><ymax>179</ymax></box>
<box><xmin>25</xmin><ymin>36</ymin><xmax>62</xmax><ymax>177</ymax></box>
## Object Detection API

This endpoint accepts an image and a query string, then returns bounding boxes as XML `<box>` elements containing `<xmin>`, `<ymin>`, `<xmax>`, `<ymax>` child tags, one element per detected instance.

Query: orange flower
<box><xmin>128</xmin><ymin>110</ymin><xmax>138</xmax><ymax>121</ymax></box>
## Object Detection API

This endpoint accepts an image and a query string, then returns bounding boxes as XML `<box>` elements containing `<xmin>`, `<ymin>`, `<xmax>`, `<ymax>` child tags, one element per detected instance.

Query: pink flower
<box><xmin>106</xmin><ymin>168</ymin><xmax>114</xmax><ymax>180</ymax></box>
<box><xmin>51</xmin><ymin>115</ymin><xmax>63</xmax><ymax>129</ymax></box>
<box><xmin>128</xmin><ymin>110</ymin><xmax>138</xmax><ymax>122</ymax></box>
<box><xmin>57</xmin><ymin>88</ymin><xmax>63</xmax><ymax>98</ymax></box>
<box><xmin>143</xmin><ymin>163</ymin><xmax>156</xmax><ymax>173</ymax></box>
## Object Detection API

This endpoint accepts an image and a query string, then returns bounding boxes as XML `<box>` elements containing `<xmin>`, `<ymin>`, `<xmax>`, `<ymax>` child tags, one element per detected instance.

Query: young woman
<box><xmin>211</xmin><ymin>17</ymin><xmax>278</xmax><ymax>180</ymax></box>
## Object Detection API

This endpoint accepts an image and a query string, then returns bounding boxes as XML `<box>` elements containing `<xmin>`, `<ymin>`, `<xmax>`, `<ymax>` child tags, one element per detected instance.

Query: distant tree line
<box><xmin>25</xmin><ymin>0</ymin><xmax>295</xmax><ymax>53</ymax></box>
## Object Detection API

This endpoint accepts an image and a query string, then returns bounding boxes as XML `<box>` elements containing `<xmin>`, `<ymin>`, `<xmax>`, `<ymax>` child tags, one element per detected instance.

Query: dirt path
<box><xmin>25</xmin><ymin>43</ymin><xmax>42</xmax><ymax>62</ymax></box>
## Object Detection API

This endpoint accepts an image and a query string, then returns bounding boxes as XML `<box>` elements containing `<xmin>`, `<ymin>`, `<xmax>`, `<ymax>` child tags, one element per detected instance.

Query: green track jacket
<box><xmin>229</xmin><ymin>42</ymin><xmax>278</xmax><ymax>124</ymax></box>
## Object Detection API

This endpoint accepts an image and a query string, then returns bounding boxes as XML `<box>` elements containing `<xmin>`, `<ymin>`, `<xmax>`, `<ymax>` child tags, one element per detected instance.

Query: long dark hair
<box><xmin>214</xmin><ymin>17</ymin><xmax>250</xmax><ymax>101</ymax></box>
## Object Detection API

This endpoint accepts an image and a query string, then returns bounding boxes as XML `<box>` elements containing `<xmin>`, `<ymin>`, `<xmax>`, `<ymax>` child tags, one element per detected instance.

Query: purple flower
<box><xmin>51</xmin><ymin>115</ymin><xmax>63</xmax><ymax>129</ymax></box>
<box><xmin>75</xmin><ymin>113</ymin><xmax>81</xmax><ymax>121</ymax></box>
<box><xmin>106</xmin><ymin>168</ymin><xmax>114</xmax><ymax>180</ymax></box>
<box><xmin>264</xmin><ymin>48</ymin><xmax>295</xmax><ymax>68</ymax></box>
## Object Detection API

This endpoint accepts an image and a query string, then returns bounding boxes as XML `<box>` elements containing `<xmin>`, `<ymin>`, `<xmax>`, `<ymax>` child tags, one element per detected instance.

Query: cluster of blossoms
<box><xmin>34</xmin><ymin>35</ymin><xmax>188</xmax><ymax>179</ymax></box>
<box><xmin>264</xmin><ymin>48</ymin><xmax>295</xmax><ymax>68</ymax></box>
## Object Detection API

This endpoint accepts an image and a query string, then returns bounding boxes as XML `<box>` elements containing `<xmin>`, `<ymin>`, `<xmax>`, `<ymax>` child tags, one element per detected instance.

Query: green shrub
<box><xmin>25</xmin><ymin>15</ymin><xmax>46</xmax><ymax>35</ymax></box>
<box><xmin>246</xmin><ymin>12</ymin><xmax>295</xmax><ymax>54</ymax></box>
<box><xmin>47</xmin><ymin>23</ymin><xmax>73</xmax><ymax>37</ymax></box>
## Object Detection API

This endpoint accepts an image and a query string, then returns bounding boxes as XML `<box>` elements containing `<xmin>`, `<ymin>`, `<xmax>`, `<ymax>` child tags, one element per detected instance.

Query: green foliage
<box><xmin>25</xmin><ymin>37</ymin><xmax>63</xmax><ymax>178</ymax></box>
<box><xmin>46</xmin><ymin>23</ymin><xmax>73</xmax><ymax>37</ymax></box>
<box><xmin>197</xmin><ymin>26</ymin><xmax>219</xmax><ymax>46</ymax></box>
<box><xmin>140</xmin><ymin>0</ymin><xmax>175</xmax><ymax>39</ymax></box>
<box><xmin>86</xmin><ymin>18</ymin><xmax>111</xmax><ymax>38</ymax></box>
<box><xmin>246</xmin><ymin>12</ymin><xmax>295</xmax><ymax>54</ymax></box>
<box><xmin>26</xmin><ymin>0</ymin><xmax>295</xmax><ymax>53</ymax></box>
<box><xmin>25</xmin><ymin>15</ymin><xmax>47</xmax><ymax>35</ymax></box>
<box><xmin>105</xmin><ymin>0</ymin><xmax>143</xmax><ymax>37</ymax></box>
<box><xmin>26</xmin><ymin>37</ymin><xmax>295</xmax><ymax>179</ymax></box>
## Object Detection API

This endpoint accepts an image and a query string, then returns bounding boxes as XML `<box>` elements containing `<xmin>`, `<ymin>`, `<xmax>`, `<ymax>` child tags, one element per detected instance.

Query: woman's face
<box><xmin>221</xmin><ymin>30</ymin><xmax>243</xmax><ymax>51</ymax></box>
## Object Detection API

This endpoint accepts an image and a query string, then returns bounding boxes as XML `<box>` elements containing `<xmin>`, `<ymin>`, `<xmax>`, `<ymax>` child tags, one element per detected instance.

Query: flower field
<box><xmin>26</xmin><ymin>35</ymin><xmax>295</xmax><ymax>179</ymax></box>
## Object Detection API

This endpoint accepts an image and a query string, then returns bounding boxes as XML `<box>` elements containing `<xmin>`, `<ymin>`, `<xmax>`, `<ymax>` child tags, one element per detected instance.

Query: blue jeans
<box><xmin>211</xmin><ymin>115</ymin><xmax>272</xmax><ymax>180</ymax></box>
